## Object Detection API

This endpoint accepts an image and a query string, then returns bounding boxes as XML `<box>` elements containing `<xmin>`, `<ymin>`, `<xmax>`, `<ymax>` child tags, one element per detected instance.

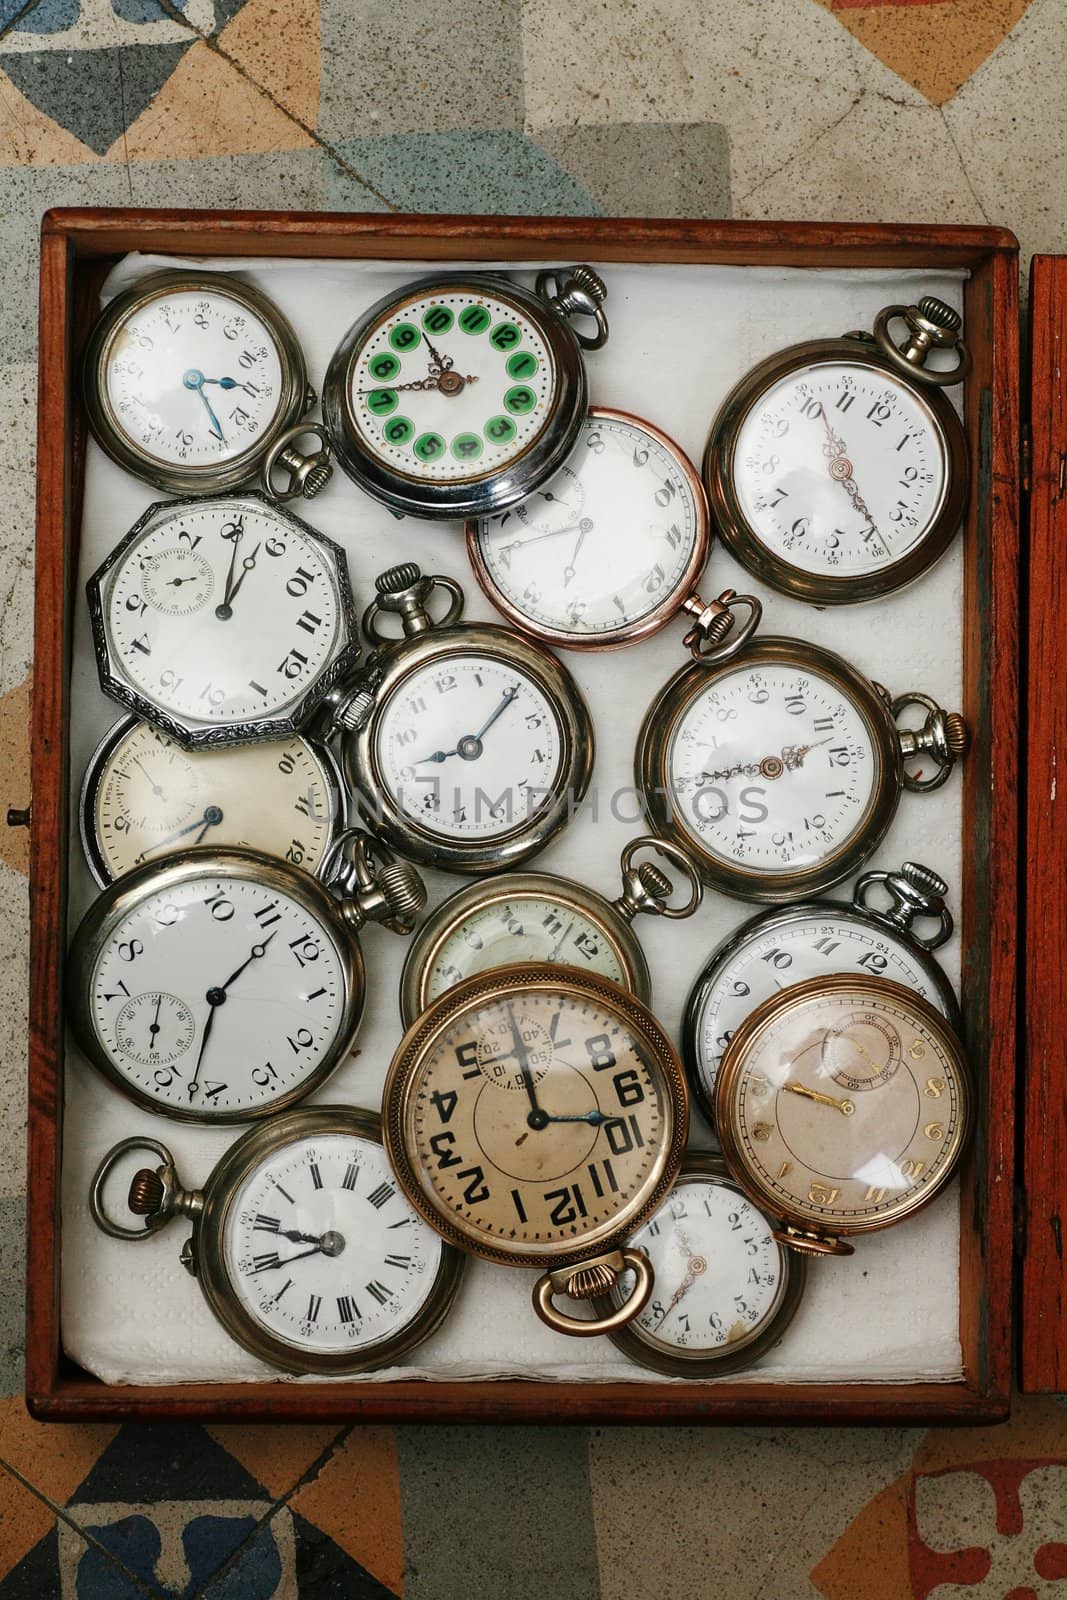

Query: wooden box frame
<box><xmin>26</xmin><ymin>211</ymin><xmax>1019</xmax><ymax>1425</ymax></box>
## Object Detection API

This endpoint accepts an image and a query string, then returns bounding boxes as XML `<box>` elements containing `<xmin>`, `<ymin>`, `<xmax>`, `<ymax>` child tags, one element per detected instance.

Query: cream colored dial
<box><xmin>424</xmin><ymin>894</ymin><xmax>627</xmax><ymax>1004</ymax></box>
<box><xmin>84</xmin><ymin>719</ymin><xmax>339</xmax><ymax>883</ymax></box>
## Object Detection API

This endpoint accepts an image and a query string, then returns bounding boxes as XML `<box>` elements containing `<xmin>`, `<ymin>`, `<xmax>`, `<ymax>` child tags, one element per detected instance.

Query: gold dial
<box><xmin>715</xmin><ymin>975</ymin><xmax>969</xmax><ymax>1247</ymax></box>
<box><xmin>383</xmin><ymin>967</ymin><xmax>688</xmax><ymax>1266</ymax></box>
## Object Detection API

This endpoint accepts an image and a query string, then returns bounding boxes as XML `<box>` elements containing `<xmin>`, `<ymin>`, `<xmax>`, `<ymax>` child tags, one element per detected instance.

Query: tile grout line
<box><xmin>0</xmin><ymin>0</ymin><xmax>44</xmax><ymax>48</ymax></box>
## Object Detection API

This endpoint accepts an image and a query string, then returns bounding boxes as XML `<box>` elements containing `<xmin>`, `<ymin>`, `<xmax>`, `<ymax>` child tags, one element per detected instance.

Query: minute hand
<box><xmin>472</xmin><ymin>685</ymin><xmax>518</xmax><ymax>741</ymax></box>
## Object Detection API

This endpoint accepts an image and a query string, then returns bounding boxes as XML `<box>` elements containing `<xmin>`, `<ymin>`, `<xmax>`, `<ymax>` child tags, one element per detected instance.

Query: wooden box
<box><xmin>26</xmin><ymin>212</ymin><xmax>1019</xmax><ymax>1424</ymax></box>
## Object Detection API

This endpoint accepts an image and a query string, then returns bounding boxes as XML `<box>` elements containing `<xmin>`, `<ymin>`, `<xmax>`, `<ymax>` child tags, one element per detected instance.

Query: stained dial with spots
<box><xmin>88</xmin><ymin>869</ymin><xmax>348</xmax><ymax>1118</ymax></box>
<box><xmin>226</xmin><ymin>1132</ymin><xmax>442</xmax><ymax>1356</ymax></box>
<box><xmin>732</xmin><ymin>362</ymin><xmax>949</xmax><ymax>579</ymax></box>
<box><xmin>101</xmin><ymin>286</ymin><xmax>284</xmax><ymax>468</ymax></box>
<box><xmin>347</xmin><ymin>287</ymin><xmax>556</xmax><ymax>482</ymax></box>
<box><xmin>667</xmin><ymin>659</ymin><xmax>879</xmax><ymax>877</ymax></box>
<box><xmin>424</xmin><ymin>894</ymin><xmax>628</xmax><ymax>1006</ymax></box>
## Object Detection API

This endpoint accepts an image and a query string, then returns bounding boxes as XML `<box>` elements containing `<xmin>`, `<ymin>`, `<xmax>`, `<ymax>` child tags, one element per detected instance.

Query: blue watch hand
<box><xmin>201</xmin><ymin>376</ymin><xmax>239</xmax><ymax>390</ymax></box>
<box><xmin>542</xmin><ymin>1110</ymin><xmax>611</xmax><ymax>1126</ymax></box>
<box><xmin>183</xmin><ymin>368</ymin><xmax>226</xmax><ymax>443</ymax></box>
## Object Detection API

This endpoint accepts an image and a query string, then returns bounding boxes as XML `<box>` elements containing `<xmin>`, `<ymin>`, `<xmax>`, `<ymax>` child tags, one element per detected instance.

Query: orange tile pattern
<box><xmin>816</xmin><ymin>0</ymin><xmax>1033</xmax><ymax>103</ymax></box>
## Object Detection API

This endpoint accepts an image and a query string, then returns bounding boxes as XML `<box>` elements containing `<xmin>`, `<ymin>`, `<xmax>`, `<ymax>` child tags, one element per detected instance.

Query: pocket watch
<box><xmin>467</xmin><ymin>408</ymin><xmax>721</xmax><ymax>652</ymax></box>
<box><xmin>704</xmin><ymin>296</ymin><xmax>969</xmax><ymax>604</ymax></box>
<box><xmin>592</xmin><ymin>1154</ymin><xmax>806</xmax><ymax>1377</ymax></box>
<box><xmin>398</xmin><ymin>836</ymin><xmax>702</xmax><ymax>1025</ymax></box>
<box><xmin>634</xmin><ymin>591</ymin><xmax>967</xmax><ymax>902</ymax></box>
<box><xmin>382</xmin><ymin>965</ymin><xmax>689</xmax><ymax>1337</ymax></box>
<box><xmin>87</xmin><ymin>493</ymin><xmax>360</xmax><ymax>749</ymax></box>
<box><xmin>327</xmin><ymin>563</ymin><xmax>593</xmax><ymax>875</ymax></box>
<box><xmin>322</xmin><ymin>266</ymin><xmax>608</xmax><ymax>520</ymax></box>
<box><xmin>68</xmin><ymin>832</ymin><xmax>425</xmax><ymax>1123</ymax></box>
<box><xmin>80</xmin><ymin>714</ymin><xmax>346</xmax><ymax>886</ymax></box>
<box><xmin>89</xmin><ymin>1107</ymin><xmax>463</xmax><ymax>1375</ymax></box>
<box><xmin>684</xmin><ymin>860</ymin><xmax>960</xmax><ymax>1125</ymax></box>
<box><xmin>714</xmin><ymin>974</ymin><xmax>971</xmax><ymax>1256</ymax></box>
<box><xmin>83</xmin><ymin>269</ymin><xmax>332</xmax><ymax>502</ymax></box>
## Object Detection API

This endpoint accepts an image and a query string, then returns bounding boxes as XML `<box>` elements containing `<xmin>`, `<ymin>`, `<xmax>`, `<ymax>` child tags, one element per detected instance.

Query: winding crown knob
<box><xmin>899</xmin><ymin>861</ymin><xmax>949</xmax><ymax>899</ymax></box>
<box><xmin>376</xmin><ymin>562</ymin><xmax>422</xmax><ymax>596</ymax></box>
<box><xmin>567</xmin><ymin>1261</ymin><xmax>618</xmax><ymax>1300</ymax></box>
<box><xmin>565</xmin><ymin>263</ymin><xmax>608</xmax><ymax>306</ymax></box>
<box><xmin>378</xmin><ymin>859</ymin><xmax>427</xmax><ymax>925</ymax></box>
<box><xmin>301</xmin><ymin>458</ymin><xmax>333</xmax><ymax>499</ymax></box>
<box><xmin>943</xmin><ymin>712</ymin><xmax>969</xmax><ymax>757</ymax></box>
<box><xmin>128</xmin><ymin>1168</ymin><xmax>164</xmax><ymax>1216</ymax></box>
<box><xmin>636</xmin><ymin>861</ymin><xmax>674</xmax><ymax>902</ymax></box>
<box><xmin>917</xmin><ymin>296</ymin><xmax>962</xmax><ymax>333</ymax></box>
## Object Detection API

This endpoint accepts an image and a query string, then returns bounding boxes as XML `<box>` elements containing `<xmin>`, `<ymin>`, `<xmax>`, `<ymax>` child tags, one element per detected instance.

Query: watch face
<box><xmin>101</xmin><ymin>286</ymin><xmax>285</xmax><ymax>469</ymax></box>
<box><xmin>392</xmin><ymin>981</ymin><xmax>679</xmax><ymax>1259</ymax></box>
<box><xmin>666</xmin><ymin>656</ymin><xmax>881</xmax><ymax>879</ymax></box>
<box><xmin>374</xmin><ymin>652</ymin><xmax>565</xmax><ymax>843</ymax></box>
<box><xmin>85</xmin><ymin>720</ymin><xmax>339</xmax><ymax>883</ymax></box>
<box><xmin>83</xmin><ymin>864</ymin><xmax>351</xmax><ymax>1119</ymax></box>
<box><xmin>689</xmin><ymin>904</ymin><xmax>955</xmax><ymax>1106</ymax></box>
<box><xmin>224</xmin><ymin>1130</ymin><xmax>443</xmax><ymax>1358</ymax></box>
<box><xmin>730</xmin><ymin>359</ymin><xmax>949</xmax><ymax>581</ymax></box>
<box><xmin>622</xmin><ymin>1173</ymin><xmax>790</xmax><ymax>1361</ymax></box>
<box><xmin>717</xmin><ymin>979</ymin><xmax>968</xmax><ymax>1233</ymax></box>
<box><xmin>346</xmin><ymin>284</ymin><xmax>557</xmax><ymax>483</ymax></box>
<box><xmin>97</xmin><ymin>498</ymin><xmax>346</xmax><ymax>735</ymax></box>
<box><xmin>471</xmin><ymin>412</ymin><xmax>705</xmax><ymax>643</ymax></box>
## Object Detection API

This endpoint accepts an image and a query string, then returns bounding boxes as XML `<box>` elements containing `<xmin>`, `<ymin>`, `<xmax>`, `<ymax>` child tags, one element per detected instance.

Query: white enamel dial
<box><xmin>667</xmin><ymin>659</ymin><xmax>879</xmax><ymax>876</ymax></box>
<box><xmin>347</xmin><ymin>286</ymin><xmax>556</xmax><ymax>482</ymax></box>
<box><xmin>88</xmin><ymin>872</ymin><xmax>348</xmax><ymax>1117</ymax></box>
<box><xmin>425</xmin><ymin>894</ymin><xmax>627</xmax><ymax>1004</ymax></box>
<box><xmin>102</xmin><ymin>498</ymin><xmax>343</xmax><ymax>729</ymax></box>
<box><xmin>375</xmin><ymin>653</ymin><xmax>564</xmax><ymax>842</ymax></box>
<box><xmin>691</xmin><ymin>908</ymin><xmax>954</xmax><ymax>1104</ymax></box>
<box><xmin>732</xmin><ymin>361</ymin><xmax>948</xmax><ymax>578</ymax></box>
<box><xmin>86</xmin><ymin>720</ymin><xmax>339</xmax><ymax>882</ymax></box>
<box><xmin>103</xmin><ymin>287</ymin><xmax>285</xmax><ymax>468</ymax></box>
<box><xmin>226</xmin><ymin>1132</ymin><xmax>442</xmax><ymax>1356</ymax></box>
<box><xmin>625</xmin><ymin>1177</ymin><xmax>788</xmax><ymax>1356</ymax></box>
<box><xmin>473</xmin><ymin>413</ymin><xmax>703</xmax><ymax>640</ymax></box>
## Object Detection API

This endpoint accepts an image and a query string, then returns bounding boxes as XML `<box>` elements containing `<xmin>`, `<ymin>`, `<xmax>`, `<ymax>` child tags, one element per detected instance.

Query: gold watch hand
<box><xmin>783</xmin><ymin>1081</ymin><xmax>855</xmax><ymax>1116</ymax></box>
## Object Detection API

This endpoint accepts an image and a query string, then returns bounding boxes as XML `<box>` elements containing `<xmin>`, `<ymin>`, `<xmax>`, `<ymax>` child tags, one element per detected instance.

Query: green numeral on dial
<box><xmin>459</xmin><ymin>305</ymin><xmax>491</xmax><ymax>334</ymax></box>
<box><xmin>506</xmin><ymin>350</ymin><xmax>538</xmax><ymax>380</ymax></box>
<box><xmin>384</xmin><ymin>415</ymin><xmax>414</xmax><ymax>445</ymax></box>
<box><xmin>369</xmin><ymin>352</ymin><xmax>401</xmax><ymax>382</ymax></box>
<box><xmin>366</xmin><ymin>388</ymin><xmax>398</xmax><ymax>416</ymax></box>
<box><xmin>490</xmin><ymin>321</ymin><xmax>521</xmax><ymax>351</ymax></box>
<box><xmin>485</xmin><ymin>415</ymin><xmax>517</xmax><ymax>446</ymax></box>
<box><xmin>422</xmin><ymin>305</ymin><xmax>454</xmax><ymax>335</ymax></box>
<box><xmin>389</xmin><ymin>322</ymin><xmax>421</xmax><ymax>353</ymax></box>
<box><xmin>414</xmin><ymin>431</ymin><xmax>446</xmax><ymax>462</ymax></box>
<box><xmin>451</xmin><ymin>432</ymin><xmax>484</xmax><ymax>461</ymax></box>
<box><xmin>504</xmin><ymin>385</ymin><xmax>536</xmax><ymax>415</ymax></box>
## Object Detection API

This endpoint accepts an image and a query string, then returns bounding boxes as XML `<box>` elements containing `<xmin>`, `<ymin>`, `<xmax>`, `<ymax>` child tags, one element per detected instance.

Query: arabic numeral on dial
<box><xmin>602</xmin><ymin>1116</ymin><xmax>644</xmax><ymax>1157</ymax></box>
<box><xmin>546</xmin><ymin>1183</ymin><xmax>588</xmax><ymax>1224</ymax></box>
<box><xmin>784</xmin><ymin>693</ymin><xmax>806</xmax><ymax>716</ymax></box>
<box><xmin>612</xmin><ymin>1069</ymin><xmax>645</xmax><ymax>1107</ymax></box>
<box><xmin>867</xmin><ymin>400</ymin><xmax>892</xmax><ymax>426</ymax></box>
<box><xmin>429</xmin><ymin>1130</ymin><xmax>462</xmax><ymax>1169</ymax></box>
<box><xmin>732</xmin><ymin>978</ymin><xmax>751</xmax><ymax>997</ymax></box>
<box><xmin>654</xmin><ymin>479</ymin><xmax>678</xmax><ymax>507</ymax></box>
<box><xmin>278</xmin><ymin>648</ymin><xmax>309</xmax><ymax>680</ymax></box>
<box><xmin>117</xmin><ymin>939</ymin><xmax>144</xmax><ymax>962</ymax></box>
<box><xmin>265</xmin><ymin>537</ymin><xmax>286</xmax><ymax>558</ymax></box>
<box><xmin>585</xmin><ymin>1034</ymin><xmax>616</xmax><ymax>1071</ymax></box>
<box><xmin>175</xmin><ymin>428</ymin><xmax>194</xmax><ymax>448</ymax></box>
<box><xmin>285</xmin><ymin>839</ymin><xmax>306</xmax><ymax>866</ymax></box>
<box><xmin>458</xmin><ymin>1166</ymin><xmax>489</xmax><ymax>1204</ymax></box>
<box><xmin>287</xmin><ymin>1027</ymin><xmax>314</xmax><ymax>1053</ymax></box>
<box><xmin>250</xmin><ymin>1062</ymin><xmax>279</xmax><ymax>1087</ymax></box>
<box><xmin>587</xmin><ymin>1157</ymin><xmax>622</xmax><ymax>1197</ymax></box>
<box><xmin>286</xmin><ymin>566</ymin><xmax>316</xmax><ymax>598</ymax></box>
<box><xmin>798</xmin><ymin>396</ymin><xmax>823</xmax><ymax>419</ymax></box>
<box><xmin>430</xmin><ymin>1088</ymin><xmax>458</xmax><ymax>1123</ymax></box>
<box><xmin>288</xmin><ymin>933</ymin><xmax>321</xmax><ymax>966</ymax></box>
<box><xmin>199</xmin><ymin>683</ymin><xmax>225</xmax><ymax>707</ymax></box>
<box><xmin>857</xmin><ymin>950</ymin><xmax>888</xmax><ymax>972</ymax></box>
<box><xmin>585</xmin><ymin>430</ymin><xmax>605</xmax><ymax>454</ymax></box>
<box><xmin>632</xmin><ymin>443</ymin><xmax>649</xmax><ymax>467</ymax></box>
<box><xmin>205</xmin><ymin>890</ymin><xmax>234</xmax><ymax>921</ymax></box>
<box><xmin>125</xmin><ymin>594</ymin><xmax>146</xmax><ymax>616</ymax></box>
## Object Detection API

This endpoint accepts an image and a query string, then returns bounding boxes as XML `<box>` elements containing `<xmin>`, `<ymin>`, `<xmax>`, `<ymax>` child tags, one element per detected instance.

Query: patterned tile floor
<box><xmin>0</xmin><ymin>0</ymin><xmax>1064</xmax><ymax>1594</ymax></box>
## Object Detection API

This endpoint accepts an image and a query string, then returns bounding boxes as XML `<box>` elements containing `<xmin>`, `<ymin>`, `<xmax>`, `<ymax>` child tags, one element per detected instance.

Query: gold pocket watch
<box><xmin>382</xmin><ymin>965</ymin><xmax>689</xmax><ymax>1337</ymax></box>
<box><xmin>68</xmin><ymin>833</ymin><xmax>424</xmax><ymax>1124</ymax></box>
<box><xmin>592</xmin><ymin>1154</ymin><xmax>806</xmax><ymax>1377</ymax></box>
<box><xmin>83</xmin><ymin>269</ymin><xmax>332</xmax><ymax>503</ymax></box>
<box><xmin>326</xmin><ymin>563</ymin><xmax>593</xmax><ymax>876</ymax></box>
<box><xmin>80</xmin><ymin>715</ymin><xmax>347</xmax><ymax>886</ymax></box>
<box><xmin>89</xmin><ymin>1107</ymin><xmax>463</xmax><ymax>1375</ymax></box>
<box><xmin>398</xmin><ymin>836</ymin><xmax>702</xmax><ymax>1024</ymax></box>
<box><xmin>714</xmin><ymin>975</ymin><xmax>971</xmax><ymax>1257</ymax></box>
<box><xmin>634</xmin><ymin>591</ymin><xmax>967</xmax><ymax>902</ymax></box>
<box><xmin>704</xmin><ymin>296</ymin><xmax>969</xmax><ymax>604</ymax></box>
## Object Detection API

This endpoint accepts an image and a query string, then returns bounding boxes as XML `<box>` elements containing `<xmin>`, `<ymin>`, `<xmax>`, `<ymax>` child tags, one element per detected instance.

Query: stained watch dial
<box><xmin>423</xmin><ymin>894</ymin><xmax>627</xmax><ymax>1004</ymax></box>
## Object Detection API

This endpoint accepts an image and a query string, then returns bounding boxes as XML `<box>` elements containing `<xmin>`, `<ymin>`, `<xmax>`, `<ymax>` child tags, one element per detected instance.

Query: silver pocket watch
<box><xmin>82</xmin><ymin>269</ymin><xmax>332</xmax><ymax>503</ymax></box>
<box><xmin>322</xmin><ymin>266</ymin><xmax>608</xmax><ymax>519</ymax></box>
<box><xmin>68</xmin><ymin>832</ymin><xmax>425</xmax><ymax>1124</ymax></box>
<box><xmin>90</xmin><ymin>1107</ymin><xmax>463</xmax><ymax>1376</ymax></box>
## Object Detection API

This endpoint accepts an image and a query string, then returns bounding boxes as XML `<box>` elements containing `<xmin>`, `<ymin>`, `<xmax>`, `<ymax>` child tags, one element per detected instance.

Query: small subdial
<box><xmin>110</xmin><ymin>747</ymin><xmax>200</xmax><ymax>834</ymax></box>
<box><xmin>511</xmin><ymin>466</ymin><xmax>585</xmax><ymax>528</ymax></box>
<box><xmin>141</xmin><ymin>547</ymin><xmax>215</xmax><ymax>615</ymax></box>
<box><xmin>821</xmin><ymin>1012</ymin><xmax>902</xmax><ymax>1092</ymax></box>
<box><xmin>477</xmin><ymin>1013</ymin><xmax>553</xmax><ymax>1091</ymax></box>
<box><xmin>114</xmin><ymin>991</ymin><xmax>196</xmax><ymax>1067</ymax></box>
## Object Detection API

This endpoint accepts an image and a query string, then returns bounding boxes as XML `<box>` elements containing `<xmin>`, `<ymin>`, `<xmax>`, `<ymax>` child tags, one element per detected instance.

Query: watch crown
<box><xmin>566</xmin><ymin>1260</ymin><xmax>618</xmax><ymax>1300</ymax></box>
<box><xmin>917</xmin><ymin>296</ymin><xmax>962</xmax><ymax>334</ymax></box>
<box><xmin>564</xmin><ymin>263</ymin><xmax>608</xmax><ymax>307</ymax></box>
<box><xmin>943</xmin><ymin>711</ymin><xmax>969</xmax><ymax>757</ymax></box>
<box><xmin>301</xmin><ymin>457</ymin><xmax>333</xmax><ymax>500</ymax></box>
<box><xmin>376</xmin><ymin>562</ymin><xmax>422</xmax><ymax>596</ymax></box>
<box><xmin>900</xmin><ymin>861</ymin><xmax>949</xmax><ymax>900</ymax></box>
<box><xmin>636</xmin><ymin>861</ymin><xmax>674</xmax><ymax>903</ymax></box>
<box><xmin>128</xmin><ymin>1168</ymin><xmax>165</xmax><ymax>1217</ymax></box>
<box><xmin>377</xmin><ymin>858</ymin><xmax>428</xmax><ymax>929</ymax></box>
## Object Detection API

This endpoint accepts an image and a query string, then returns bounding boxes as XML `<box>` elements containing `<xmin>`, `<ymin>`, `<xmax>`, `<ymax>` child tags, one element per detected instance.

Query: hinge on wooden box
<box><xmin>1021</xmin><ymin>420</ymin><xmax>1032</xmax><ymax>494</ymax></box>
<box><xmin>1014</xmin><ymin>1184</ymin><xmax>1029</xmax><ymax>1257</ymax></box>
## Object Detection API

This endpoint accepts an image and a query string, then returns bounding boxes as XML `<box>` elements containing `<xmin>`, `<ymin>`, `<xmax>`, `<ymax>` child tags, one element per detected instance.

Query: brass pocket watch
<box><xmin>68</xmin><ymin>833</ymin><xmax>425</xmax><ymax>1123</ymax></box>
<box><xmin>382</xmin><ymin>965</ymin><xmax>689</xmax><ymax>1337</ymax></box>
<box><xmin>90</xmin><ymin>1107</ymin><xmax>463</xmax><ymax>1375</ymax></box>
<box><xmin>83</xmin><ymin>269</ymin><xmax>332</xmax><ymax>503</ymax></box>
<box><xmin>704</xmin><ymin>296</ymin><xmax>969</xmax><ymax>604</ymax></box>
<box><xmin>634</xmin><ymin>592</ymin><xmax>967</xmax><ymax>902</ymax></box>
<box><xmin>88</xmin><ymin>493</ymin><xmax>360</xmax><ymax>749</ymax></box>
<box><xmin>327</xmin><ymin>563</ymin><xmax>593</xmax><ymax>875</ymax></box>
<box><xmin>467</xmin><ymin>408</ymin><xmax>727</xmax><ymax>654</ymax></box>
<box><xmin>714</xmin><ymin>975</ymin><xmax>971</xmax><ymax>1257</ymax></box>
<box><xmin>398</xmin><ymin>836</ymin><xmax>702</xmax><ymax>1025</ymax></box>
<box><xmin>322</xmin><ymin>266</ymin><xmax>608</xmax><ymax>521</ymax></box>
<box><xmin>80</xmin><ymin>714</ymin><xmax>347</xmax><ymax>886</ymax></box>
<box><xmin>684</xmin><ymin>860</ymin><xmax>960</xmax><ymax>1127</ymax></box>
<box><xmin>592</xmin><ymin>1154</ymin><xmax>806</xmax><ymax>1377</ymax></box>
